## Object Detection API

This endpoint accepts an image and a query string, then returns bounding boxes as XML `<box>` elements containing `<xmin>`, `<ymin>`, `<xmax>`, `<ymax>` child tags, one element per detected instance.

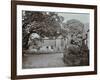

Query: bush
<box><xmin>63</xmin><ymin>43</ymin><xmax>89</xmax><ymax>66</ymax></box>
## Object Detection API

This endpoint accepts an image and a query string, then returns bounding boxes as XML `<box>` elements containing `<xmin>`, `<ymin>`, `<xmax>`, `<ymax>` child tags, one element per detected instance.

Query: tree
<box><xmin>66</xmin><ymin>19</ymin><xmax>84</xmax><ymax>47</ymax></box>
<box><xmin>63</xmin><ymin>19</ymin><xmax>89</xmax><ymax>66</ymax></box>
<box><xmin>22</xmin><ymin>11</ymin><xmax>63</xmax><ymax>49</ymax></box>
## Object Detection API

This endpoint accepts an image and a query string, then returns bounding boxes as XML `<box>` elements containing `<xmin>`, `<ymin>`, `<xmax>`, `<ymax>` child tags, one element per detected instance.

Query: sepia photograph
<box><xmin>11</xmin><ymin>1</ymin><xmax>97</xmax><ymax>79</ymax></box>
<box><xmin>22</xmin><ymin>11</ymin><xmax>90</xmax><ymax>69</ymax></box>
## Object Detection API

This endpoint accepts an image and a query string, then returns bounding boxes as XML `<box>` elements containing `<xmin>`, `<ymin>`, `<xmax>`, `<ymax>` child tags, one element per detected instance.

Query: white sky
<box><xmin>58</xmin><ymin>12</ymin><xmax>90</xmax><ymax>24</ymax></box>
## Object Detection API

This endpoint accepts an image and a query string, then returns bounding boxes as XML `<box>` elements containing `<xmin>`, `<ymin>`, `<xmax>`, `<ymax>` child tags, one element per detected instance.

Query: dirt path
<box><xmin>22</xmin><ymin>53</ymin><xmax>67</xmax><ymax>69</ymax></box>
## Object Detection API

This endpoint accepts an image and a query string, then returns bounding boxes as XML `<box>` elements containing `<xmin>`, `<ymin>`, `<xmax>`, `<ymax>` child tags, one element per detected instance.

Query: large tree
<box><xmin>22</xmin><ymin>11</ymin><xmax>63</xmax><ymax>49</ymax></box>
<box><xmin>63</xmin><ymin>19</ymin><xmax>89</xmax><ymax>66</ymax></box>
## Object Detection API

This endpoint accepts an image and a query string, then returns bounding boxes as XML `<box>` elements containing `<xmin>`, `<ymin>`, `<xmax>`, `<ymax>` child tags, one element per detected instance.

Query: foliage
<box><xmin>63</xmin><ymin>19</ymin><xmax>89</xmax><ymax>66</ymax></box>
<box><xmin>22</xmin><ymin>11</ymin><xmax>63</xmax><ymax>49</ymax></box>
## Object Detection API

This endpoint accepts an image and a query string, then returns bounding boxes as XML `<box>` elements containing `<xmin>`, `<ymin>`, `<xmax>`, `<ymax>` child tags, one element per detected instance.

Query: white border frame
<box><xmin>17</xmin><ymin>5</ymin><xmax>94</xmax><ymax>75</ymax></box>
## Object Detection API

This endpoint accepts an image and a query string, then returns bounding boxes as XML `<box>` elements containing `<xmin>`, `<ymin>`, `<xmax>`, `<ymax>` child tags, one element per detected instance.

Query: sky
<box><xmin>23</xmin><ymin>10</ymin><xmax>89</xmax><ymax>24</ymax></box>
<box><xmin>58</xmin><ymin>12</ymin><xmax>90</xmax><ymax>24</ymax></box>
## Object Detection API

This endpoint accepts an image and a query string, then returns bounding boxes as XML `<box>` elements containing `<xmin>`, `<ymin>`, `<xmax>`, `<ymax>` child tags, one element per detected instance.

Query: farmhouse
<box><xmin>28</xmin><ymin>33</ymin><xmax>68</xmax><ymax>53</ymax></box>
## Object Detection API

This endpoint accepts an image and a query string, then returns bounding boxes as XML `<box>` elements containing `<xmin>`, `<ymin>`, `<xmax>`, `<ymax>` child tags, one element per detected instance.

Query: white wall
<box><xmin>0</xmin><ymin>0</ymin><xmax>100</xmax><ymax>80</ymax></box>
